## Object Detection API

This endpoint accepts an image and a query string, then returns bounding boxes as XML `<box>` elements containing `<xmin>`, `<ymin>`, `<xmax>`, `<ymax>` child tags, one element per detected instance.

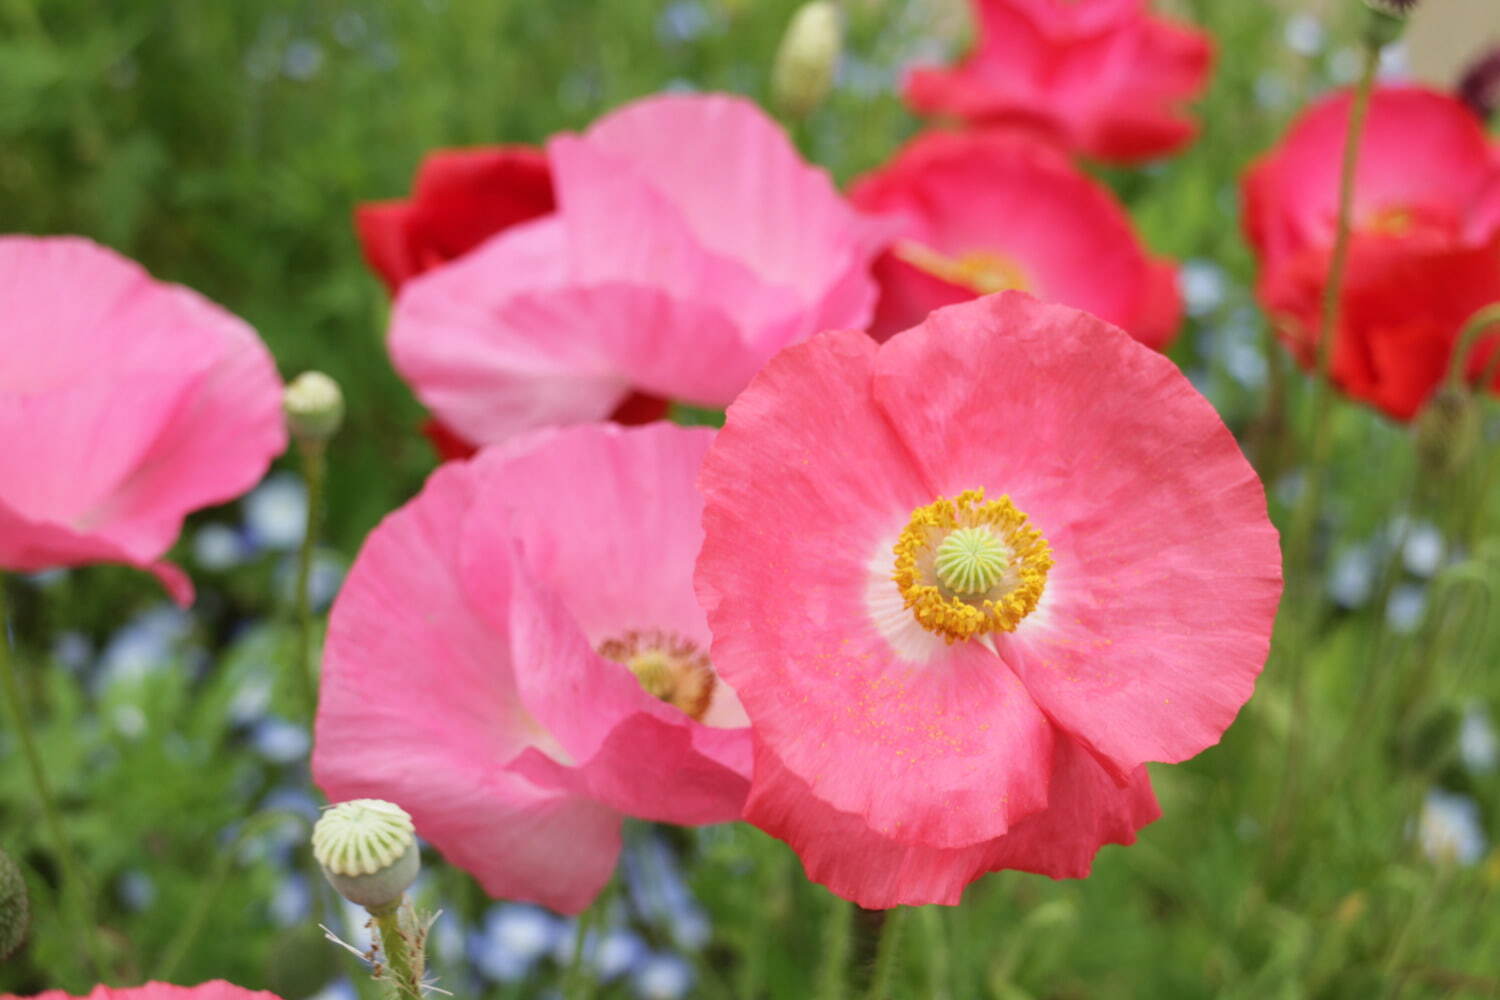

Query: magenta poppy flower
<box><xmin>0</xmin><ymin>236</ymin><xmax>286</xmax><ymax>604</ymax></box>
<box><xmin>1243</xmin><ymin>86</ymin><xmax>1500</xmax><ymax>419</ymax></box>
<box><xmin>387</xmin><ymin>93</ymin><xmax>884</xmax><ymax>447</ymax></box>
<box><xmin>4</xmin><ymin>983</ymin><xmax>279</xmax><ymax>1000</ymax></box>
<box><xmin>904</xmin><ymin>0</ymin><xmax>1213</xmax><ymax>163</ymax></box>
<box><xmin>313</xmin><ymin>423</ymin><xmax>750</xmax><ymax>913</ymax></box>
<box><xmin>695</xmin><ymin>293</ymin><xmax>1282</xmax><ymax>907</ymax></box>
<box><xmin>850</xmin><ymin>130</ymin><xmax>1181</xmax><ymax>346</ymax></box>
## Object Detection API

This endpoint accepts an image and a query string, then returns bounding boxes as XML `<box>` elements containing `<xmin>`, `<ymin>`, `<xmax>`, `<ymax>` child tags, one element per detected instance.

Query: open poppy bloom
<box><xmin>0</xmin><ymin>236</ymin><xmax>286</xmax><ymax>605</ymax></box>
<box><xmin>313</xmin><ymin>423</ymin><xmax>751</xmax><ymax>913</ymax></box>
<box><xmin>1243</xmin><ymin>86</ymin><xmax>1500</xmax><ymax>419</ymax></box>
<box><xmin>850</xmin><ymin>130</ymin><xmax>1181</xmax><ymax>346</ymax></box>
<box><xmin>903</xmin><ymin>0</ymin><xmax>1213</xmax><ymax>163</ymax></box>
<box><xmin>355</xmin><ymin>146</ymin><xmax>555</xmax><ymax>295</ymax></box>
<box><xmin>5</xmin><ymin>983</ymin><xmax>280</xmax><ymax>1000</ymax></box>
<box><xmin>387</xmin><ymin>93</ymin><xmax>883</xmax><ymax>448</ymax></box>
<box><xmin>695</xmin><ymin>293</ymin><xmax>1282</xmax><ymax>907</ymax></box>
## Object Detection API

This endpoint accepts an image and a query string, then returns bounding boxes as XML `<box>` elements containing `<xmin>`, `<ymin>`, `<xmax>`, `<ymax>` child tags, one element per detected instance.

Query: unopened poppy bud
<box><xmin>1414</xmin><ymin>385</ymin><xmax>1480</xmax><ymax>479</ymax></box>
<box><xmin>284</xmin><ymin>371</ymin><xmax>345</xmax><ymax>443</ymax></box>
<box><xmin>0</xmin><ymin>845</ymin><xmax>27</xmax><ymax>960</ymax></box>
<box><xmin>772</xmin><ymin>1</ymin><xmax>842</xmax><ymax>120</ymax></box>
<box><xmin>1458</xmin><ymin>47</ymin><xmax>1500</xmax><ymax>121</ymax></box>
<box><xmin>312</xmin><ymin>799</ymin><xmax>419</xmax><ymax>911</ymax></box>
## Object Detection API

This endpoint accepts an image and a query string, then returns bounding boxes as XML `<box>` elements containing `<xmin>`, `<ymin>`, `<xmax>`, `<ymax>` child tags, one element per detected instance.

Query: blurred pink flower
<box><xmin>904</xmin><ymin>0</ymin><xmax>1213</xmax><ymax>163</ymax></box>
<box><xmin>0</xmin><ymin>237</ymin><xmax>286</xmax><ymax>604</ymax></box>
<box><xmin>313</xmin><ymin>423</ymin><xmax>750</xmax><ymax>913</ymax></box>
<box><xmin>696</xmin><ymin>293</ymin><xmax>1281</xmax><ymax>907</ymax></box>
<box><xmin>6</xmin><ymin>982</ymin><xmax>281</xmax><ymax>1000</ymax></box>
<box><xmin>388</xmin><ymin>94</ymin><xmax>885</xmax><ymax>447</ymax></box>
<box><xmin>850</xmin><ymin>129</ymin><xmax>1181</xmax><ymax>346</ymax></box>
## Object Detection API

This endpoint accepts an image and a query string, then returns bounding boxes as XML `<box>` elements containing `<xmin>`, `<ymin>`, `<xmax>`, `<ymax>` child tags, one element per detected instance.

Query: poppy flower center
<box><xmin>597</xmin><ymin>629</ymin><xmax>716</xmax><ymax>720</ymax></box>
<box><xmin>892</xmin><ymin>489</ymin><xmax>1052</xmax><ymax>643</ymax></box>
<box><xmin>894</xmin><ymin>240</ymin><xmax>1032</xmax><ymax>296</ymax></box>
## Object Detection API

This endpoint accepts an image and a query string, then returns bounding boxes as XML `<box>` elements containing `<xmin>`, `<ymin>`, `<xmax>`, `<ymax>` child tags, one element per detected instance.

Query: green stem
<box><xmin>0</xmin><ymin>580</ymin><xmax>107</xmax><ymax>978</ymax></box>
<box><xmin>815</xmin><ymin>896</ymin><xmax>854</xmax><ymax>1000</ymax></box>
<box><xmin>1446</xmin><ymin>303</ymin><xmax>1500</xmax><ymax>389</ymax></box>
<box><xmin>563</xmin><ymin>896</ymin><xmax>602</xmax><ymax>1000</ymax></box>
<box><xmin>293</xmin><ymin>438</ymin><xmax>327</xmax><ymax>719</ymax></box>
<box><xmin>1286</xmin><ymin>38</ymin><xmax>1379</xmax><ymax>569</ymax></box>
<box><xmin>370</xmin><ymin>901</ymin><xmax>423</xmax><ymax>999</ymax></box>
<box><xmin>154</xmin><ymin>809</ymin><xmax>308</xmax><ymax>981</ymax></box>
<box><xmin>863</xmin><ymin>906</ymin><xmax>909</xmax><ymax>1000</ymax></box>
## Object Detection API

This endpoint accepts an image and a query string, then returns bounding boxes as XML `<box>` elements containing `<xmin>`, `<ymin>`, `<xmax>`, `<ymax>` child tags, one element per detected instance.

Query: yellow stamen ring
<box><xmin>894</xmin><ymin>241</ymin><xmax>1032</xmax><ymax>296</ymax></box>
<box><xmin>893</xmin><ymin>489</ymin><xmax>1051</xmax><ymax>643</ymax></box>
<box><xmin>598</xmin><ymin>629</ymin><xmax>716</xmax><ymax>720</ymax></box>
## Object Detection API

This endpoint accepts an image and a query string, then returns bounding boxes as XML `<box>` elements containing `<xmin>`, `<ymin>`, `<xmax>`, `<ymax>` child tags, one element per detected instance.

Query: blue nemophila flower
<box><xmin>1418</xmin><ymin>789</ymin><xmax>1486</xmax><ymax>866</ymax></box>
<box><xmin>472</xmin><ymin>904</ymin><xmax>563</xmax><ymax>983</ymax></box>
<box><xmin>633</xmin><ymin>953</ymin><xmax>694</xmax><ymax>1000</ymax></box>
<box><xmin>251</xmin><ymin>716</ymin><xmax>311</xmax><ymax>764</ymax></box>
<box><xmin>194</xmin><ymin>523</ymin><xmax>250</xmax><ymax>571</ymax></box>
<box><xmin>243</xmin><ymin>471</ymin><xmax>308</xmax><ymax>551</ymax></box>
<box><xmin>1460</xmin><ymin>704</ymin><xmax>1498</xmax><ymax>774</ymax></box>
<box><xmin>1385</xmin><ymin>584</ymin><xmax>1427</xmax><ymax>635</ymax></box>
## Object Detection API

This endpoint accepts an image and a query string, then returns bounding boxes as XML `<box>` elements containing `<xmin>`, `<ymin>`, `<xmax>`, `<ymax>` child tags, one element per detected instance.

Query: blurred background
<box><xmin>2</xmin><ymin>1</ymin><xmax>1500</xmax><ymax>997</ymax></box>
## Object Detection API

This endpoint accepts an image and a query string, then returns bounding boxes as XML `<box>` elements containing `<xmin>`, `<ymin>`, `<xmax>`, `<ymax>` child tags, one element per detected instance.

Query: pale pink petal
<box><xmin>872</xmin><ymin>293</ymin><xmax>1283</xmax><ymax>780</ymax></box>
<box><xmin>697</xmin><ymin>330</ymin><xmax>1054</xmax><ymax>847</ymax></box>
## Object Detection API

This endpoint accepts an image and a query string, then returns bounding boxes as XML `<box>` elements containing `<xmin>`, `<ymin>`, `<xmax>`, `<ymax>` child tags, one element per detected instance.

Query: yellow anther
<box><xmin>894</xmin><ymin>241</ymin><xmax>1032</xmax><ymax>296</ymax></box>
<box><xmin>599</xmin><ymin>630</ymin><xmax>716</xmax><ymax>720</ymax></box>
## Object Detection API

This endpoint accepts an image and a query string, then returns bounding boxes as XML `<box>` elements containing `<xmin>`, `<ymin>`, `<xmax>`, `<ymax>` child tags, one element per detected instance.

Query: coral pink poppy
<box><xmin>0</xmin><ymin>236</ymin><xmax>286</xmax><ymax>605</ymax></box>
<box><xmin>903</xmin><ymin>0</ymin><xmax>1214</xmax><ymax>163</ymax></box>
<box><xmin>5</xmin><ymin>983</ymin><xmax>280</xmax><ymax>1000</ymax></box>
<box><xmin>387</xmin><ymin>93</ymin><xmax>884</xmax><ymax>447</ymax></box>
<box><xmin>355</xmin><ymin>146</ymin><xmax>555</xmax><ymax>294</ymax></box>
<box><xmin>695</xmin><ymin>293</ymin><xmax>1282</xmax><ymax>908</ymax></box>
<box><xmin>1243</xmin><ymin>86</ymin><xmax>1500</xmax><ymax>419</ymax></box>
<box><xmin>850</xmin><ymin>130</ymin><xmax>1181</xmax><ymax>346</ymax></box>
<box><xmin>313</xmin><ymin>423</ymin><xmax>750</xmax><ymax>913</ymax></box>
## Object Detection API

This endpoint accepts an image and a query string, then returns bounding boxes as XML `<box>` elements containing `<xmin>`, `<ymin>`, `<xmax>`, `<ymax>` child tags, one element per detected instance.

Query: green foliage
<box><xmin>1</xmin><ymin>0</ymin><xmax>1499</xmax><ymax>998</ymax></box>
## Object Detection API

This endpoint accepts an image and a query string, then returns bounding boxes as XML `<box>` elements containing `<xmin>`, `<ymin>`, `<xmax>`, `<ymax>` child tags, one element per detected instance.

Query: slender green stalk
<box><xmin>919</xmin><ymin>905</ymin><xmax>950</xmax><ymax>1000</ymax></box>
<box><xmin>1285</xmin><ymin>38</ymin><xmax>1380</xmax><ymax>568</ymax></box>
<box><xmin>370</xmin><ymin>902</ymin><xmax>424</xmax><ymax>1000</ymax></box>
<box><xmin>293</xmin><ymin>438</ymin><xmax>327</xmax><ymax>718</ymax></box>
<box><xmin>815</xmin><ymin>896</ymin><xmax>854</xmax><ymax>1000</ymax></box>
<box><xmin>1446</xmin><ymin>303</ymin><xmax>1500</xmax><ymax>388</ymax></box>
<box><xmin>155</xmin><ymin>809</ymin><xmax>307</xmax><ymax>981</ymax></box>
<box><xmin>0</xmin><ymin>580</ymin><xmax>107</xmax><ymax>978</ymax></box>
<box><xmin>863</xmin><ymin>906</ymin><xmax>909</xmax><ymax>1000</ymax></box>
<box><xmin>563</xmin><ymin>895</ymin><xmax>602</xmax><ymax>1000</ymax></box>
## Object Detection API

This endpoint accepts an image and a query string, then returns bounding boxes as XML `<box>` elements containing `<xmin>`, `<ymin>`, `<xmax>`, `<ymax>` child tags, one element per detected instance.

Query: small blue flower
<box><xmin>1179</xmin><ymin>260</ymin><xmax>1227</xmax><ymax>318</ymax></box>
<box><xmin>1385</xmin><ymin>584</ymin><xmax>1427</xmax><ymax>634</ymax></box>
<box><xmin>1328</xmin><ymin>546</ymin><xmax>1375</xmax><ymax>609</ymax></box>
<box><xmin>1283</xmin><ymin>12</ymin><xmax>1325</xmax><ymax>57</ymax></box>
<box><xmin>284</xmin><ymin>39</ymin><xmax>325</xmax><ymax>81</ymax></box>
<box><xmin>473</xmin><ymin>904</ymin><xmax>564</xmax><ymax>982</ymax></box>
<box><xmin>270</xmin><ymin>873</ymin><xmax>312</xmax><ymax>926</ymax></box>
<box><xmin>194</xmin><ymin>523</ymin><xmax>250</xmax><ymax>571</ymax></box>
<box><xmin>594</xmin><ymin>928</ymin><xmax>646</xmax><ymax>981</ymax></box>
<box><xmin>251</xmin><ymin>716</ymin><xmax>311</xmax><ymax>764</ymax></box>
<box><xmin>1460</xmin><ymin>704</ymin><xmax>1498</xmax><ymax>774</ymax></box>
<box><xmin>1418</xmin><ymin>788</ymin><xmax>1486</xmax><ymax>866</ymax></box>
<box><xmin>117</xmin><ymin>870</ymin><xmax>156</xmax><ymax>911</ymax></box>
<box><xmin>633</xmin><ymin>953</ymin><xmax>694</xmax><ymax>1000</ymax></box>
<box><xmin>243</xmin><ymin>472</ymin><xmax>308</xmax><ymax>551</ymax></box>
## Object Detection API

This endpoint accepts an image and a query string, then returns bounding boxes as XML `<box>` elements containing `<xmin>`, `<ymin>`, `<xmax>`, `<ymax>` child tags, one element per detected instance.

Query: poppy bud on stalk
<box><xmin>0</xmin><ymin>846</ymin><xmax>27</xmax><ymax>960</ymax></box>
<box><xmin>772</xmin><ymin>1</ymin><xmax>843</xmax><ymax>120</ymax></box>
<box><xmin>284</xmin><ymin>371</ymin><xmax>346</xmax><ymax>444</ymax></box>
<box><xmin>1414</xmin><ymin>386</ymin><xmax>1481</xmax><ymax>479</ymax></box>
<box><xmin>1363</xmin><ymin>0</ymin><xmax>1416</xmax><ymax>46</ymax></box>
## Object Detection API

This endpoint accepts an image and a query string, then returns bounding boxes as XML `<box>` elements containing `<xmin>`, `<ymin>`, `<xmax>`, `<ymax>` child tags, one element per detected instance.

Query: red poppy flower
<box><xmin>1243</xmin><ymin>86</ymin><xmax>1500</xmax><ymax>418</ymax></box>
<box><xmin>850</xmin><ymin>129</ymin><xmax>1180</xmax><ymax>346</ymax></box>
<box><xmin>903</xmin><ymin>0</ymin><xmax>1213</xmax><ymax>164</ymax></box>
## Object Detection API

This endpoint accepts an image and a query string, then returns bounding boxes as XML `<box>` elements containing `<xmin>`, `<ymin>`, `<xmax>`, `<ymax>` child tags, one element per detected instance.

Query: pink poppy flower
<box><xmin>1243</xmin><ymin>86</ymin><xmax>1500</xmax><ymax>419</ymax></box>
<box><xmin>850</xmin><ymin>130</ymin><xmax>1181</xmax><ymax>346</ymax></box>
<box><xmin>387</xmin><ymin>93</ymin><xmax>884</xmax><ymax>447</ymax></box>
<box><xmin>313</xmin><ymin>423</ymin><xmax>750</xmax><ymax>913</ymax></box>
<box><xmin>695</xmin><ymin>293</ymin><xmax>1282</xmax><ymax>907</ymax></box>
<box><xmin>355</xmin><ymin>146</ymin><xmax>556</xmax><ymax>295</ymax></box>
<box><xmin>903</xmin><ymin>0</ymin><xmax>1214</xmax><ymax>163</ymax></box>
<box><xmin>4</xmin><ymin>982</ymin><xmax>280</xmax><ymax>1000</ymax></box>
<box><xmin>0</xmin><ymin>236</ymin><xmax>286</xmax><ymax>605</ymax></box>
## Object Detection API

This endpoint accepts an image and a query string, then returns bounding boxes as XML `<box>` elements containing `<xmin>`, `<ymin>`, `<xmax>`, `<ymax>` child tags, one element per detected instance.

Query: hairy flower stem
<box><xmin>1447</xmin><ymin>303</ymin><xmax>1500</xmax><ymax>388</ymax></box>
<box><xmin>815</xmin><ymin>897</ymin><xmax>853</xmax><ymax>1000</ymax></box>
<box><xmin>293</xmin><ymin>437</ymin><xmax>327</xmax><ymax>718</ymax></box>
<box><xmin>0</xmin><ymin>580</ymin><xmax>107</xmax><ymax>978</ymax></box>
<box><xmin>863</xmin><ymin>906</ymin><xmax>909</xmax><ymax>1000</ymax></box>
<box><xmin>370</xmin><ymin>901</ymin><xmax>423</xmax><ymax>999</ymax></box>
<box><xmin>562</xmin><ymin>895</ymin><xmax>602</xmax><ymax>1000</ymax></box>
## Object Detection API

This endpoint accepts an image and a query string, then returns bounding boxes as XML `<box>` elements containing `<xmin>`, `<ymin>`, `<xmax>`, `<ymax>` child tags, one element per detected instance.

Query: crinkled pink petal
<box><xmin>0</xmin><ymin>237</ymin><xmax>284</xmax><ymax>600</ymax></box>
<box><xmin>314</xmin><ymin>461</ymin><xmax>617</xmax><ymax>911</ymax></box>
<box><xmin>746</xmin><ymin>735</ymin><xmax>1158</xmax><ymax>908</ymax></box>
<box><xmin>871</xmin><ymin>293</ymin><xmax>1282</xmax><ymax>780</ymax></box>
<box><xmin>697</xmin><ymin>331</ymin><xmax>1054</xmax><ymax>847</ymax></box>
